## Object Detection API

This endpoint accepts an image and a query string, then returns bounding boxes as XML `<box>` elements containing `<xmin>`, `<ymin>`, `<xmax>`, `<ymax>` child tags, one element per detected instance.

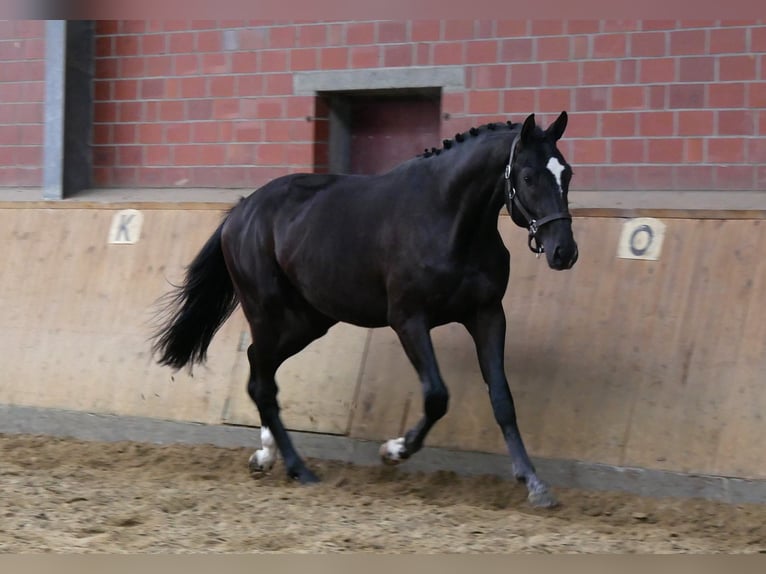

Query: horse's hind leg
<box><xmin>379</xmin><ymin>314</ymin><xmax>449</xmax><ymax>464</ymax></box>
<box><xmin>244</xmin><ymin>304</ymin><xmax>335</xmax><ymax>484</ymax></box>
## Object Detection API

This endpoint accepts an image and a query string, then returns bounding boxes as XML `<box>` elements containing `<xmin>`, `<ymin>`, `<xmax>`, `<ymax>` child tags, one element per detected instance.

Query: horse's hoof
<box><xmin>248</xmin><ymin>449</ymin><xmax>276</xmax><ymax>477</ymax></box>
<box><xmin>379</xmin><ymin>437</ymin><xmax>406</xmax><ymax>466</ymax></box>
<box><xmin>293</xmin><ymin>468</ymin><xmax>320</xmax><ymax>485</ymax></box>
<box><xmin>527</xmin><ymin>487</ymin><xmax>559</xmax><ymax>509</ymax></box>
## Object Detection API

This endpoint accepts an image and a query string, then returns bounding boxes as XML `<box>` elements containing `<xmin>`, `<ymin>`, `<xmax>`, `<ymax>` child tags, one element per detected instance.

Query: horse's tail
<box><xmin>150</xmin><ymin>214</ymin><xmax>239</xmax><ymax>372</ymax></box>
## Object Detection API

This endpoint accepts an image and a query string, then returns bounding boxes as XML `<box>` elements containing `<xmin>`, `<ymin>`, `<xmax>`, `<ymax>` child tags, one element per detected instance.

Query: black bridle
<box><xmin>504</xmin><ymin>136</ymin><xmax>573</xmax><ymax>255</ymax></box>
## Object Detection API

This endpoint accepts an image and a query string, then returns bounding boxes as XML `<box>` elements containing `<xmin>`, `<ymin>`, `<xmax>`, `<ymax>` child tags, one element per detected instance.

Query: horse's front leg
<box><xmin>464</xmin><ymin>303</ymin><xmax>558</xmax><ymax>508</ymax></box>
<box><xmin>379</xmin><ymin>314</ymin><xmax>450</xmax><ymax>464</ymax></box>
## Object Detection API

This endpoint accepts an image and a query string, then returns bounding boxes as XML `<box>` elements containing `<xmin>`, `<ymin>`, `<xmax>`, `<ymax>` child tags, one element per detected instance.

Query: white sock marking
<box><xmin>382</xmin><ymin>437</ymin><xmax>406</xmax><ymax>461</ymax></box>
<box><xmin>250</xmin><ymin>426</ymin><xmax>277</xmax><ymax>471</ymax></box>
<box><xmin>546</xmin><ymin>157</ymin><xmax>565</xmax><ymax>194</ymax></box>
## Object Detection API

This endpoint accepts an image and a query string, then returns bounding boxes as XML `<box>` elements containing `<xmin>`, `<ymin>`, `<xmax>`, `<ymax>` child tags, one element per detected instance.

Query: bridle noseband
<box><xmin>504</xmin><ymin>136</ymin><xmax>572</xmax><ymax>255</ymax></box>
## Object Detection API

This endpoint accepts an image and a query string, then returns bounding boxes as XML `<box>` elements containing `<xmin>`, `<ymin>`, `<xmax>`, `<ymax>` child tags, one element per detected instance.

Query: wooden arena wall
<box><xmin>0</xmin><ymin>201</ymin><xmax>764</xmax><ymax>482</ymax></box>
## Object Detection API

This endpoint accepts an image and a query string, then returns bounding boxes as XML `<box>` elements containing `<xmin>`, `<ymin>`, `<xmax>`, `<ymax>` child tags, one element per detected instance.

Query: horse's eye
<box><xmin>523</xmin><ymin>175</ymin><xmax>532</xmax><ymax>184</ymax></box>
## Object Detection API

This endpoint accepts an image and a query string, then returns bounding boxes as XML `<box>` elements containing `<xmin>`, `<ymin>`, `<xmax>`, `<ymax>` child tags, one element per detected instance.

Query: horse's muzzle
<box><xmin>549</xmin><ymin>242</ymin><xmax>578</xmax><ymax>270</ymax></box>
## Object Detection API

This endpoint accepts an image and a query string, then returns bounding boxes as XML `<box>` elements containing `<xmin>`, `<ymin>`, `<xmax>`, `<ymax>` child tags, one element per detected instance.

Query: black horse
<box><xmin>151</xmin><ymin>111</ymin><xmax>578</xmax><ymax>508</ymax></box>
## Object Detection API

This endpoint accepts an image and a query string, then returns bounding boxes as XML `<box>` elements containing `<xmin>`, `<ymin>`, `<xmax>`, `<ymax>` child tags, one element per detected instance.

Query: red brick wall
<box><xmin>0</xmin><ymin>20</ymin><xmax>45</xmax><ymax>187</ymax></box>
<box><xmin>89</xmin><ymin>20</ymin><xmax>764</xmax><ymax>191</ymax></box>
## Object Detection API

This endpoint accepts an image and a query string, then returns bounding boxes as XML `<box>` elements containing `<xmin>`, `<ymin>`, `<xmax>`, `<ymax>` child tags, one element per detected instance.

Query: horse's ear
<box><xmin>520</xmin><ymin>113</ymin><xmax>536</xmax><ymax>145</ymax></box>
<box><xmin>546</xmin><ymin>110</ymin><xmax>568</xmax><ymax>141</ymax></box>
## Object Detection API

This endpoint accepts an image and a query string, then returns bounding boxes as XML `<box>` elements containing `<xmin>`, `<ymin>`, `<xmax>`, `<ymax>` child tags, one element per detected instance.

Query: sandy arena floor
<box><xmin>0</xmin><ymin>434</ymin><xmax>764</xmax><ymax>553</ymax></box>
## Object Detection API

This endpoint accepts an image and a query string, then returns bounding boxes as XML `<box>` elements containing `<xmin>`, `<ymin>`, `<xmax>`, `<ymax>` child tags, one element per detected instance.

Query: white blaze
<box><xmin>546</xmin><ymin>157</ymin><xmax>565</xmax><ymax>193</ymax></box>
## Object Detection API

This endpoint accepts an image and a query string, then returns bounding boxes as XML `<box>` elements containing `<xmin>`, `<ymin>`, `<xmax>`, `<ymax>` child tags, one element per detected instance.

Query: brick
<box><xmin>565</xmin><ymin>20</ymin><xmax>600</xmax><ymax>35</ymax></box>
<box><xmin>641</xmin><ymin>20</ymin><xmax>678</xmax><ymax>31</ymax></box>
<box><xmin>683</xmin><ymin>139</ymin><xmax>705</xmax><ymax>163</ymax></box>
<box><xmin>137</xmin><ymin>123</ymin><xmax>164</xmax><ymax>144</ymax></box>
<box><xmin>597</xmin><ymin>165</ymin><xmax>635</xmax><ymax>190</ymax></box>
<box><xmin>602</xmin><ymin>112</ymin><xmax>636</xmax><ymax>137</ymax></box>
<box><xmin>466</xmin><ymin>40</ymin><xmax>498</xmax><ymax>64</ymax></box>
<box><xmin>709</xmin><ymin>28</ymin><xmax>747</xmax><ymax>54</ymax></box>
<box><xmin>92</xmin><ymin>125</ymin><xmax>110</xmax><ymax>145</ymax></box>
<box><xmin>326</xmin><ymin>23</ymin><xmax>345</xmax><ymax>46</ymax></box>
<box><xmin>610</xmin><ymin>138</ymin><xmax>645</xmax><ymax>163</ymax></box>
<box><xmin>166</xmin><ymin>123</ymin><xmax>191</xmax><ymax>143</ymax></box>
<box><xmin>378</xmin><ymin>21</ymin><xmax>407</xmax><ymax>43</ymax></box>
<box><xmin>679</xmin><ymin>56</ymin><xmax>715</xmax><ymax>82</ymax></box>
<box><xmin>263</xmin><ymin>74</ymin><xmax>292</xmax><ymax>95</ymax></box>
<box><xmin>93</xmin><ymin>80</ymin><xmax>111</xmax><ymax>102</ymax></box>
<box><xmin>287</xmin><ymin>143</ymin><xmax>314</xmax><ymax>166</ymax></box>
<box><xmin>118</xmin><ymin>146</ymin><xmax>143</xmax><ymax>166</ymax></box>
<box><xmin>472</xmin><ymin>65</ymin><xmax>508</xmax><ymax>89</ymax></box>
<box><xmin>160</xmin><ymin>102</ymin><xmax>186</xmax><ymax>124</ymax></box>
<box><xmin>233</xmin><ymin>121</ymin><xmax>263</xmax><ymax>143</ymax></box>
<box><xmin>718</xmin><ymin>110</ymin><xmax>756</xmax><ymax>135</ymax></box>
<box><xmin>468</xmin><ymin>91</ymin><xmax>500</xmax><ymax>114</ymax></box>
<box><xmin>444</xmin><ymin>20</ymin><xmax>474</xmax><ymax>41</ymax></box>
<box><xmin>187</xmin><ymin>99</ymin><xmax>214</xmax><ymax>121</ymax></box>
<box><xmin>169</xmin><ymin>32</ymin><xmax>195</xmax><ymax>53</ymax></box>
<box><xmin>746</xmin><ymin>138</ymin><xmax>766</xmax><ymax>163</ymax></box>
<box><xmin>96</xmin><ymin>21</ymin><xmax>119</xmax><ymax>35</ymax></box>
<box><xmin>707</xmin><ymin>138</ymin><xmax>745</xmax><ymax>162</ymax></box>
<box><xmin>118</xmin><ymin>102</ymin><xmax>142</xmax><ymax>123</ymax></box>
<box><xmin>536</xmin><ymin>89</ymin><xmax>572</xmax><ymax>113</ymax></box>
<box><xmin>259</xmin><ymin>50</ymin><xmax>287</xmax><ymax>72</ymax></box>
<box><xmin>95</xmin><ymin>58</ymin><xmax>118</xmax><ymax>79</ymax></box>
<box><xmin>239</xmin><ymin>28</ymin><xmax>269</xmax><ymax>51</ymax></box>
<box><xmin>569</xmin><ymin>165</ymin><xmax>597</xmax><ymax>190</ymax></box>
<box><xmin>92</xmin><ymin>146</ymin><xmax>116</xmax><ymax>167</ymax></box>
<box><xmin>231</xmin><ymin>52</ymin><xmax>258</xmax><ymax>74</ymax></box>
<box><xmin>433</xmin><ymin>43</ymin><xmax>463</xmax><ymax>65</ymax></box>
<box><xmin>210</xmin><ymin>76</ymin><xmax>237</xmax><ymax>98</ymax></box>
<box><xmin>412</xmin><ymin>20</ymin><xmax>440</xmax><ymax>42</ymax></box>
<box><xmin>611</xmin><ymin>86</ymin><xmax>646</xmax><ymax>110</ymax></box>
<box><xmin>286</xmin><ymin>96</ymin><xmax>314</xmax><ymax>118</ymax></box>
<box><xmin>639</xmin><ymin>58</ymin><xmax>676</xmax><ymax>84</ymax></box>
<box><xmin>752</xmin><ymin>27</ymin><xmax>766</xmax><ymax>52</ymax></box>
<box><xmin>531</xmin><ymin>20</ymin><xmax>564</xmax><ymax>36</ymax></box>
<box><xmin>121</xmin><ymin>57</ymin><xmax>146</xmax><ymax>78</ymax></box>
<box><xmin>573</xmin><ymin>138</ymin><xmax>607</xmax><ymax>164</ymax></box>
<box><xmin>383</xmin><ymin>44</ymin><xmax>413</xmax><ymax>67</ymax></box>
<box><xmin>669</xmin><ymin>30</ymin><xmax>707</xmax><ymax>56</ymax></box>
<box><xmin>290</xmin><ymin>48</ymin><xmax>317</xmax><ymax>71</ymax></box>
<box><xmin>112</xmin><ymin>125</ymin><xmax>135</xmax><ymax>146</ymax></box>
<box><xmin>346</xmin><ymin>22</ymin><xmax>375</xmax><ymax>45</ymax></box>
<box><xmin>298</xmin><ymin>25</ymin><xmax>327</xmax><ymax>47</ymax></box>
<box><xmin>619</xmin><ymin>59</ymin><xmax>639</xmax><ymax>83</ymax></box>
<box><xmin>266</xmin><ymin>26</ymin><xmax>295</xmax><ymax>49</ymax></box>
<box><xmin>536</xmin><ymin>36</ymin><xmax>569</xmax><ymax>61</ymax></box>
<box><xmin>496</xmin><ymin>20</ymin><xmax>528</xmax><ymax>37</ymax></box>
<box><xmin>630</xmin><ymin>32</ymin><xmax>667</xmax><ymax>57</ymax></box>
<box><xmin>545</xmin><ymin>61</ymin><xmax>579</xmax><ymax>86</ymax></box>
<box><xmin>314</xmin><ymin>47</ymin><xmax>345</xmax><ymax>69</ymax></box>
<box><xmin>256</xmin><ymin>143</ymin><xmax>286</xmax><ymax>165</ymax></box>
<box><xmin>237</xmin><ymin>75</ymin><xmax>264</xmax><ymax>97</ymax></box>
<box><xmin>719</xmin><ymin>55</ymin><xmax>757</xmax><ymax>81</ymax></box>
<box><xmin>647</xmin><ymin>138</ymin><xmax>684</xmax><ymax>163</ymax></box>
<box><xmin>94</xmin><ymin>36</ymin><xmax>112</xmax><ymax>57</ymax></box>
<box><xmin>581</xmin><ymin>60</ymin><xmax>617</xmax><ymax>85</ymax></box>
<box><xmin>648</xmin><ymin>85</ymin><xmax>668</xmax><ymax>109</ymax></box>
<box><xmin>94</xmin><ymin>102</ymin><xmax>117</xmax><ymax>123</ymax></box>
<box><xmin>714</xmin><ymin>165</ymin><xmax>755</xmax><ymax>190</ymax></box>
<box><xmin>635</xmin><ymin>165</ymin><xmax>674</xmax><ymax>190</ymax></box>
<box><xmin>749</xmin><ymin>82</ymin><xmax>766</xmax><ymax>108</ymax></box>
<box><xmin>201</xmin><ymin>53</ymin><xmax>227</xmax><ymax>74</ymax></box>
<box><xmin>140</xmin><ymin>79</ymin><xmax>164</xmax><ymax>99</ymax></box>
<box><xmin>563</xmin><ymin>112</ymin><xmax>599</xmax><ymax>138</ymax></box>
<box><xmin>263</xmin><ymin>120</ymin><xmax>291</xmax><ymax>143</ymax></box>
<box><xmin>145</xmin><ymin>146</ymin><xmax>171</xmax><ymax>166</ymax></box>
<box><xmin>668</xmin><ymin>83</ymin><xmax>705</xmax><ymax>108</ymax></box>
<box><xmin>181</xmin><ymin>77</ymin><xmax>206</xmax><ymax>98</ymax></box>
<box><xmin>510</xmin><ymin>63</ymin><xmax>543</xmax><ymax>87</ymax></box>
<box><xmin>197</xmin><ymin>31</ymin><xmax>222</xmax><ymax>52</ymax></box>
<box><xmin>708</xmin><ymin>82</ymin><xmax>746</xmax><ymax>108</ymax></box>
<box><xmin>192</xmin><ymin>122</ymin><xmax>220</xmax><ymax>143</ymax></box>
<box><xmin>225</xmin><ymin>143</ymin><xmax>255</xmax><ymax>165</ymax></box>
<box><xmin>145</xmin><ymin>56</ymin><xmax>173</xmax><ymax>77</ymax></box>
<box><xmin>593</xmin><ymin>34</ymin><xmax>627</xmax><ymax>58</ymax></box>
<box><xmin>141</xmin><ymin>34</ymin><xmax>166</xmax><ymax>55</ymax></box>
<box><xmin>414</xmin><ymin>43</ymin><xmax>431</xmax><ymax>66</ymax></box>
<box><xmin>637</xmin><ymin>111</ymin><xmax>674</xmax><ymax>137</ymax></box>
<box><xmin>570</xmin><ymin>35</ymin><xmax>590</xmax><ymax>59</ymax></box>
<box><xmin>115</xmin><ymin>35</ymin><xmax>140</xmax><ymax>57</ymax></box>
<box><xmin>500</xmin><ymin>38</ymin><xmax>533</xmax><ymax>62</ymax></box>
<box><xmin>573</xmin><ymin>87</ymin><xmax>609</xmax><ymax>112</ymax></box>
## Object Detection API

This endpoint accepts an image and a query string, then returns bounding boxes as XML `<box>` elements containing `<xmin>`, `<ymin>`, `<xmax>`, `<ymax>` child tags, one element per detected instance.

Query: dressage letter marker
<box><xmin>108</xmin><ymin>209</ymin><xmax>144</xmax><ymax>245</ymax></box>
<box><xmin>617</xmin><ymin>217</ymin><xmax>666</xmax><ymax>261</ymax></box>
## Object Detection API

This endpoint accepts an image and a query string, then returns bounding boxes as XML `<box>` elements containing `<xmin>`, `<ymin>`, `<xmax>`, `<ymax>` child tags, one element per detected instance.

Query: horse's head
<box><xmin>505</xmin><ymin>111</ymin><xmax>578</xmax><ymax>271</ymax></box>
